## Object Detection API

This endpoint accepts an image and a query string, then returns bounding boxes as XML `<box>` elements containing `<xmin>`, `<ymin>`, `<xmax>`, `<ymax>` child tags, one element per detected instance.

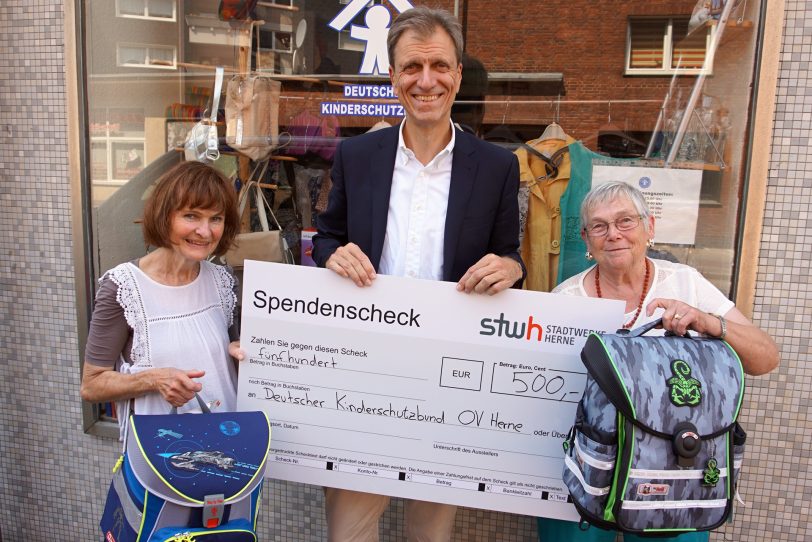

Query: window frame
<box><xmin>90</xmin><ymin>136</ymin><xmax>146</xmax><ymax>186</ymax></box>
<box><xmin>116</xmin><ymin>42</ymin><xmax>177</xmax><ymax>70</ymax></box>
<box><xmin>338</xmin><ymin>28</ymin><xmax>366</xmax><ymax>52</ymax></box>
<box><xmin>625</xmin><ymin>16</ymin><xmax>716</xmax><ymax>76</ymax></box>
<box><xmin>115</xmin><ymin>0</ymin><xmax>177</xmax><ymax>22</ymax></box>
<box><xmin>259</xmin><ymin>29</ymin><xmax>294</xmax><ymax>53</ymax></box>
<box><xmin>67</xmin><ymin>0</ymin><xmax>781</xmax><ymax>436</ymax></box>
<box><xmin>336</xmin><ymin>0</ymin><xmax>380</xmax><ymax>51</ymax></box>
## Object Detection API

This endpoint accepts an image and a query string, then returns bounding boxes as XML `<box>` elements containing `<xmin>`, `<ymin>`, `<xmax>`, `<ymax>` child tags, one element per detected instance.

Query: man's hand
<box><xmin>456</xmin><ymin>254</ymin><xmax>523</xmax><ymax>295</ymax></box>
<box><xmin>325</xmin><ymin>243</ymin><xmax>377</xmax><ymax>287</ymax></box>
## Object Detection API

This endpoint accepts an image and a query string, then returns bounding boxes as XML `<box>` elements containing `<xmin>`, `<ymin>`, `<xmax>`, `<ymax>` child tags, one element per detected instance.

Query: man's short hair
<box><xmin>142</xmin><ymin>161</ymin><xmax>239</xmax><ymax>257</ymax></box>
<box><xmin>387</xmin><ymin>6</ymin><xmax>464</xmax><ymax>68</ymax></box>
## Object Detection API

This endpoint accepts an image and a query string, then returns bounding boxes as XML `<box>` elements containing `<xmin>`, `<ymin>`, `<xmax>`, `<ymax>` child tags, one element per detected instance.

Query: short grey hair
<box><xmin>387</xmin><ymin>6</ymin><xmax>464</xmax><ymax>68</ymax></box>
<box><xmin>580</xmin><ymin>181</ymin><xmax>652</xmax><ymax>233</ymax></box>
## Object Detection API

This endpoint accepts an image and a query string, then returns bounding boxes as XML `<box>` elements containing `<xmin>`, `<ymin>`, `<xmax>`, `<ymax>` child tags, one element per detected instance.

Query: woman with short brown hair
<box><xmin>81</xmin><ymin>161</ymin><xmax>243</xmax><ymax>438</ymax></box>
<box><xmin>141</xmin><ymin>161</ymin><xmax>239</xmax><ymax>256</ymax></box>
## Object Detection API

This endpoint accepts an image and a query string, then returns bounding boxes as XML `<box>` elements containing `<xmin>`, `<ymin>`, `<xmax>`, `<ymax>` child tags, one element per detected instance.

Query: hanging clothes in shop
<box><xmin>557</xmin><ymin>142</ymin><xmax>640</xmax><ymax>285</ymax></box>
<box><xmin>557</xmin><ymin>141</ymin><xmax>596</xmax><ymax>286</ymax></box>
<box><xmin>514</xmin><ymin>133</ymin><xmax>576</xmax><ymax>292</ymax></box>
<box><xmin>285</xmin><ymin>110</ymin><xmax>340</xmax><ymax>161</ymax></box>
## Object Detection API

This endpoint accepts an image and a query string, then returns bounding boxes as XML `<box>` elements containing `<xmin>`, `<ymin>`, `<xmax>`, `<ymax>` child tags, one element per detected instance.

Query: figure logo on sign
<box><xmin>328</xmin><ymin>0</ymin><xmax>415</xmax><ymax>75</ymax></box>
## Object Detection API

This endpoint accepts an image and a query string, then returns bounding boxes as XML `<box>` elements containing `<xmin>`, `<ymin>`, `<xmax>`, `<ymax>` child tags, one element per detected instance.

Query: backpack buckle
<box><xmin>672</xmin><ymin>421</ymin><xmax>701</xmax><ymax>467</ymax></box>
<box><xmin>203</xmin><ymin>493</ymin><xmax>225</xmax><ymax>528</ymax></box>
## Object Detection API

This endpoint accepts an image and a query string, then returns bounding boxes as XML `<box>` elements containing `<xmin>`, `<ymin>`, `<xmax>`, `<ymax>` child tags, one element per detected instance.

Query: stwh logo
<box><xmin>479</xmin><ymin>313</ymin><xmax>543</xmax><ymax>341</ymax></box>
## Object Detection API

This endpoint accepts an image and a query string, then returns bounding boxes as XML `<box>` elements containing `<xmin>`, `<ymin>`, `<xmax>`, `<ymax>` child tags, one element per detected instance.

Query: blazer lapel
<box><xmin>370</xmin><ymin>127</ymin><xmax>398</xmax><ymax>269</ymax></box>
<box><xmin>443</xmin><ymin>130</ymin><xmax>478</xmax><ymax>281</ymax></box>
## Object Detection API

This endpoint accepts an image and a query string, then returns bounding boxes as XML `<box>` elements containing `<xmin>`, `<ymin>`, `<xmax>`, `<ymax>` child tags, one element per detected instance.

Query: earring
<box><xmin>647</xmin><ymin>239</ymin><xmax>654</xmax><ymax>249</ymax></box>
<box><xmin>585</xmin><ymin>251</ymin><xmax>593</xmax><ymax>261</ymax></box>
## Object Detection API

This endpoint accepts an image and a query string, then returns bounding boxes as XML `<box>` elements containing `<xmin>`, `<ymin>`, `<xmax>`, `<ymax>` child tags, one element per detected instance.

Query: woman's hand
<box><xmin>646</xmin><ymin>298</ymin><xmax>779</xmax><ymax>376</ymax></box>
<box><xmin>151</xmin><ymin>368</ymin><xmax>205</xmax><ymax>407</ymax></box>
<box><xmin>229</xmin><ymin>341</ymin><xmax>245</xmax><ymax>361</ymax></box>
<box><xmin>229</xmin><ymin>341</ymin><xmax>245</xmax><ymax>372</ymax></box>
<box><xmin>646</xmin><ymin>298</ymin><xmax>720</xmax><ymax>337</ymax></box>
<box><xmin>80</xmin><ymin>363</ymin><xmax>205</xmax><ymax>407</ymax></box>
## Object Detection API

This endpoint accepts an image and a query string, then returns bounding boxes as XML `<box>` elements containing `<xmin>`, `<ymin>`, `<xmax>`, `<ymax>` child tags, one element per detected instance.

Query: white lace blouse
<box><xmin>95</xmin><ymin>260</ymin><xmax>238</xmax><ymax>438</ymax></box>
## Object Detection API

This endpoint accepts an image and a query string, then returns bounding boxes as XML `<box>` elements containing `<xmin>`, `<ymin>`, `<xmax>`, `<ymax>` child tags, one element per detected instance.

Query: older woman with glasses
<box><xmin>537</xmin><ymin>181</ymin><xmax>779</xmax><ymax>542</ymax></box>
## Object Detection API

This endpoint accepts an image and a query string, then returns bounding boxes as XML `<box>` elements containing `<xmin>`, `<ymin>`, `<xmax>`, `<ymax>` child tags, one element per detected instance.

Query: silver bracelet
<box><xmin>714</xmin><ymin>314</ymin><xmax>727</xmax><ymax>340</ymax></box>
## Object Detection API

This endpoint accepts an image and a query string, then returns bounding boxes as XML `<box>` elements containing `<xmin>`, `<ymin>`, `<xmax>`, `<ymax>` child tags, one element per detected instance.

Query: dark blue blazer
<box><xmin>313</xmin><ymin>125</ymin><xmax>525</xmax><ymax>284</ymax></box>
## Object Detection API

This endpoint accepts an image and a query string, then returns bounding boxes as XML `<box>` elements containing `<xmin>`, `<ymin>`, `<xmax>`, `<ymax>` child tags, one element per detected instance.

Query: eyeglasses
<box><xmin>584</xmin><ymin>215</ymin><xmax>643</xmax><ymax>238</ymax></box>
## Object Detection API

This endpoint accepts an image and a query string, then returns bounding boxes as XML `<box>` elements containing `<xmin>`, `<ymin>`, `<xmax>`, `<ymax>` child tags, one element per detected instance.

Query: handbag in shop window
<box><xmin>225</xmin><ymin>74</ymin><xmax>281</xmax><ymax>161</ymax></box>
<box><xmin>184</xmin><ymin>67</ymin><xmax>225</xmax><ymax>163</ymax></box>
<box><xmin>223</xmin><ymin>162</ymin><xmax>294</xmax><ymax>268</ymax></box>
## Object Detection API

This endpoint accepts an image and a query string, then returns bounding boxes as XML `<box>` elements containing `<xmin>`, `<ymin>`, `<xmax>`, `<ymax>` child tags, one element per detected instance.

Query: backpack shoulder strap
<box><xmin>581</xmin><ymin>333</ymin><xmax>636</xmax><ymax>422</ymax></box>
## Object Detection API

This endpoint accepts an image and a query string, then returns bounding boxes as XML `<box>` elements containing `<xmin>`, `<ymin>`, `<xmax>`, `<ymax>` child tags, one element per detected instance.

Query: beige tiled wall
<box><xmin>0</xmin><ymin>1</ymin><xmax>807</xmax><ymax>540</ymax></box>
<box><xmin>719</xmin><ymin>2</ymin><xmax>812</xmax><ymax>539</ymax></box>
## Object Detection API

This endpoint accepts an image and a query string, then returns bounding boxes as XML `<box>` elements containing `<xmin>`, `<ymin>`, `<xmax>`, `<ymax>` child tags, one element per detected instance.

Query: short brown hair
<box><xmin>142</xmin><ymin>161</ymin><xmax>239</xmax><ymax>257</ymax></box>
<box><xmin>387</xmin><ymin>6</ymin><xmax>464</xmax><ymax>68</ymax></box>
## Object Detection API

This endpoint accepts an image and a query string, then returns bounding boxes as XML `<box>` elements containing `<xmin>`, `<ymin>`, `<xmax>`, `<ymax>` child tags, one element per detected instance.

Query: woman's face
<box><xmin>168</xmin><ymin>206</ymin><xmax>225</xmax><ymax>262</ymax></box>
<box><xmin>582</xmin><ymin>197</ymin><xmax>654</xmax><ymax>272</ymax></box>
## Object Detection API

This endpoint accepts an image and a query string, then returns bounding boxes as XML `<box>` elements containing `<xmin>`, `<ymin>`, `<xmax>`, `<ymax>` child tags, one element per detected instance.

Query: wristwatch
<box><xmin>713</xmin><ymin>314</ymin><xmax>727</xmax><ymax>340</ymax></box>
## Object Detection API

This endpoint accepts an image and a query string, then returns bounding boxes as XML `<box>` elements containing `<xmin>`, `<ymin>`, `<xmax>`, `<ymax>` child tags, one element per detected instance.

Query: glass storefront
<box><xmin>81</xmin><ymin>0</ymin><xmax>764</xmax><ymax>422</ymax></box>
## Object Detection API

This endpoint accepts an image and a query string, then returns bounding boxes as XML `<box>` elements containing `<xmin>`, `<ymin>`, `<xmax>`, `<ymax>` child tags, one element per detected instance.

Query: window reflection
<box><xmin>83</xmin><ymin>0</ymin><xmax>763</xmax><ymax>295</ymax></box>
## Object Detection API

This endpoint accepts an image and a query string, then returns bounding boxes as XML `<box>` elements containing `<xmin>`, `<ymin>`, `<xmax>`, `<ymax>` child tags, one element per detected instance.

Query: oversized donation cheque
<box><xmin>237</xmin><ymin>261</ymin><xmax>624</xmax><ymax>520</ymax></box>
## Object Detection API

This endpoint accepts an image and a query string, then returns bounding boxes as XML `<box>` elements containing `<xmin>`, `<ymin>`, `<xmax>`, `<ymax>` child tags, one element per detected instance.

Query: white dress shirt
<box><xmin>378</xmin><ymin>120</ymin><xmax>456</xmax><ymax>280</ymax></box>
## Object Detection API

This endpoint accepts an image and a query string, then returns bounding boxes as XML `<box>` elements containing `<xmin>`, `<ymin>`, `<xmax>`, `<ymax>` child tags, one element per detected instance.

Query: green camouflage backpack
<box><xmin>563</xmin><ymin>319</ymin><xmax>746</xmax><ymax>535</ymax></box>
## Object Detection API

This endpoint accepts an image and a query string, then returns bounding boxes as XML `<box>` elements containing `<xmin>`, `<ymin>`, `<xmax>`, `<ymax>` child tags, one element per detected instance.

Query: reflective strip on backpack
<box><xmin>628</xmin><ymin>459</ymin><xmax>742</xmax><ymax>480</ymax></box>
<box><xmin>564</xmin><ymin>454</ymin><xmax>610</xmax><ymax>496</ymax></box>
<box><xmin>112</xmin><ymin>468</ymin><xmax>143</xmax><ymax>532</ymax></box>
<box><xmin>621</xmin><ymin>498</ymin><xmax>728</xmax><ymax>510</ymax></box>
<box><xmin>575</xmin><ymin>438</ymin><xmax>615</xmax><ymax>471</ymax></box>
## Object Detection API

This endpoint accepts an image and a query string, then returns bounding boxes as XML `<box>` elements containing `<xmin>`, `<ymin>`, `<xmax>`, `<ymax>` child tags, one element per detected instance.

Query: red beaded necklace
<box><xmin>595</xmin><ymin>258</ymin><xmax>651</xmax><ymax>329</ymax></box>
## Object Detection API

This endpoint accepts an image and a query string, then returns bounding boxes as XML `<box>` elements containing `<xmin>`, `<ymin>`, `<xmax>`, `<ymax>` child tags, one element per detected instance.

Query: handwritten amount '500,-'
<box><xmin>512</xmin><ymin>371</ymin><xmax>565</xmax><ymax>396</ymax></box>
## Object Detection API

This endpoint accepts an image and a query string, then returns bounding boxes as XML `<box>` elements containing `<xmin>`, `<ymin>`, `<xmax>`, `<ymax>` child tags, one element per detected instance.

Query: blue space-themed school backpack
<box><xmin>100</xmin><ymin>396</ymin><xmax>271</xmax><ymax>542</ymax></box>
<box><xmin>562</xmin><ymin>319</ymin><xmax>746</xmax><ymax>536</ymax></box>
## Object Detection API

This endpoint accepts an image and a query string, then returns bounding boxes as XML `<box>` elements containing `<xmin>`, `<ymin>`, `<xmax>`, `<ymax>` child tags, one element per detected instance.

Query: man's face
<box><xmin>389</xmin><ymin>27</ymin><xmax>462</xmax><ymax>131</ymax></box>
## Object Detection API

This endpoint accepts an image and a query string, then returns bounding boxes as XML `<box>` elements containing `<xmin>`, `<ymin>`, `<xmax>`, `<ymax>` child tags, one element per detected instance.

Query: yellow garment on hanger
<box><xmin>514</xmin><ymin>135</ymin><xmax>576</xmax><ymax>292</ymax></box>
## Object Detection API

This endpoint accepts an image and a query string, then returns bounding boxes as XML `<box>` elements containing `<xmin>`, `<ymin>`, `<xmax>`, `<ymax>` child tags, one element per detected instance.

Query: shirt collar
<box><xmin>397</xmin><ymin>119</ymin><xmax>456</xmax><ymax>169</ymax></box>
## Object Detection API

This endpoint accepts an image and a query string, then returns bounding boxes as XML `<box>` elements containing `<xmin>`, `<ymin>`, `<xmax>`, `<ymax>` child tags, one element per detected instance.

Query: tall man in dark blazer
<box><xmin>313</xmin><ymin>6</ymin><xmax>524</xmax><ymax>541</ymax></box>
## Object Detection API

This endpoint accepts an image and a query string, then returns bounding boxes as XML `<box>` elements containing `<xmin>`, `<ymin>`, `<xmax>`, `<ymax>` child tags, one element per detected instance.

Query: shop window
<box><xmin>75</xmin><ymin>0</ymin><xmax>766</xmax><ymax>436</ymax></box>
<box><xmin>259</xmin><ymin>29</ymin><xmax>293</xmax><ymax>53</ymax></box>
<box><xmin>338</xmin><ymin>29</ymin><xmax>366</xmax><ymax>52</ymax></box>
<box><xmin>336</xmin><ymin>0</ymin><xmax>380</xmax><ymax>52</ymax></box>
<box><xmin>259</xmin><ymin>0</ymin><xmax>294</xmax><ymax>6</ymax></box>
<box><xmin>626</xmin><ymin>17</ymin><xmax>714</xmax><ymax>75</ymax></box>
<box><xmin>90</xmin><ymin>134</ymin><xmax>146</xmax><ymax>186</ymax></box>
<box><xmin>256</xmin><ymin>17</ymin><xmax>295</xmax><ymax>73</ymax></box>
<box><xmin>116</xmin><ymin>43</ymin><xmax>177</xmax><ymax>69</ymax></box>
<box><xmin>89</xmin><ymin>108</ymin><xmax>146</xmax><ymax>191</ymax></box>
<box><xmin>116</xmin><ymin>0</ymin><xmax>176</xmax><ymax>22</ymax></box>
